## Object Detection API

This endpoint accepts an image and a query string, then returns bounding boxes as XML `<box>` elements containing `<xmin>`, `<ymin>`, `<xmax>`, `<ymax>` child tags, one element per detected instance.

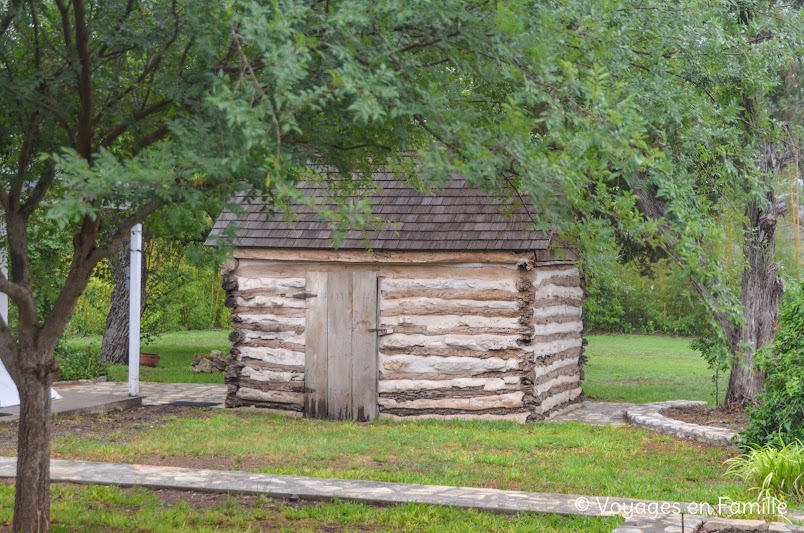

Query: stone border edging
<box><xmin>614</xmin><ymin>515</ymin><xmax>804</xmax><ymax>532</ymax></box>
<box><xmin>625</xmin><ymin>401</ymin><xmax>736</xmax><ymax>447</ymax></box>
<box><xmin>53</xmin><ymin>376</ymin><xmax>108</xmax><ymax>386</ymax></box>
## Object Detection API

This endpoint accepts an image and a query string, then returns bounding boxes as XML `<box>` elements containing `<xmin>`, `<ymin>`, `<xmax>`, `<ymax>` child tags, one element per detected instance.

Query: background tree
<box><xmin>403</xmin><ymin>0</ymin><xmax>802</xmax><ymax>405</ymax></box>
<box><xmin>100</xmin><ymin>203</ymin><xmax>221</xmax><ymax>364</ymax></box>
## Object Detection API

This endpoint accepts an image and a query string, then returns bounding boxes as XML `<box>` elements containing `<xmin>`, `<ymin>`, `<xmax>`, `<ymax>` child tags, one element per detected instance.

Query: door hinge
<box><xmin>369</xmin><ymin>327</ymin><xmax>393</xmax><ymax>336</ymax></box>
<box><xmin>291</xmin><ymin>292</ymin><xmax>318</xmax><ymax>299</ymax></box>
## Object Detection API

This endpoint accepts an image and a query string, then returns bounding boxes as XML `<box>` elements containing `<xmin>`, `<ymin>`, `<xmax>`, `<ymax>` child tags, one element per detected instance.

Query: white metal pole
<box><xmin>0</xmin><ymin>223</ymin><xmax>7</xmax><ymax>325</ymax></box>
<box><xmin>128</xmin><ymin>223</ymin><xmax>142</xmax><ymax>397</ymax></box>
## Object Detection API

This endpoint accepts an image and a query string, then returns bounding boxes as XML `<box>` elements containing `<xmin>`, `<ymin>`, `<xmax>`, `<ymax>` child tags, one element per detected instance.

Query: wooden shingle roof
<box><xmin>207</xmin><ymin>174</ymin><xmax>551</xmax><ymax>251</ymax></box>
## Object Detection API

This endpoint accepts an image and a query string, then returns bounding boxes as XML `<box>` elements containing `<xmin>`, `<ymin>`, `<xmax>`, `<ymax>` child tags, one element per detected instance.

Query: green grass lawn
<box><xmin>583</xmin><ymin>334</ymin><xmax>728</xmax><ymax>405</ymax></box>
<box><xmin>0</xmin><ymin>484</ymin><xmax>619</xmax><ymax>532</ymax></box>
<box><xmin>46</xmin><ymin>410</ymin><xmax>747</xmax><ymax>505</ymax></box>
<box><xmin>68</xmin><ymin>330</ymin><xmax>231</xmax><ymax>384</ymax></box>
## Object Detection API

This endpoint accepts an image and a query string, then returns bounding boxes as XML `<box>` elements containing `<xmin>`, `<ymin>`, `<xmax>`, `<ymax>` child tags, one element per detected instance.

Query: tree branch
<box><xmin>130</xmin><ymin>124</ymin><xmax>170</xmax><ymax>155</ymax></box>
<box><xmin>36</xmin><ymin>214</ymin><xmax>101</xmax><ymax>350</ymax></box>
<box><xmin>29</xmin><ymin>1</ymin><xmax>42</xmax><ymax>70</ymax></box>
<box><xmin>19</xmin><ymin>160</ymin><xmax>56</xmax><ymax>218</ymax></box>
<box><xmin>0</xmin><ymin>214</ymin><xmax>39</xmax><ymax>330</ymax></box>
<box><xmin>91</xmin><ymin>0</ymin><xmax>134</xmax><ymax>59</ymax></box>
<box><xmin>100</xmin><ymin>99</ymin><xmax>173</xmax><ymax>148</ymax></box>
<box><xmin>73</xmin><ymin>0</ymin><xmax>93</xmax><ymax>160</ymax></box>
<box><xmin>54</xmin><ymin>0</ymin><xmax>72</xmax><ymax>50</ymax></box>
<box><xmin>0</xmin><ymin>272</ymin><xmax>36</xmax><ymax>316</ymax></box>
<box><xmin>0</xmin><ymin>323</ymin><xmax>19</xmax><ymax>384</ymax></box>
<box><xmin>90</xmin><ymin>202</ymin><xmax>161</xmax><ymax>264</ymax></box>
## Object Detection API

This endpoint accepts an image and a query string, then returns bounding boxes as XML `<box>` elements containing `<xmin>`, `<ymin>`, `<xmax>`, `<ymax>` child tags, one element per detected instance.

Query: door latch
<box><xmin>291</xmin><ymin>292</ymin><xmax>318</xmax><ymax>299</ymax></box>
<box><xmin>369</xmin><ymin>327</ymin><xmax>392</xmax><ymax>336</ymax></box>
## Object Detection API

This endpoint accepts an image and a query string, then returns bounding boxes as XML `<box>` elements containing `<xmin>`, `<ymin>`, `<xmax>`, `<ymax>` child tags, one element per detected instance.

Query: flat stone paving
<box><xmin>0</xmin><ymin>391</ymin><xmax>141</xmax><ymax>421</ymax></box>
<box><xmin>55</xmin><ymin>381</ymin><xmax>227</xmax><ymax>406</ymax></box>
<box><xmin>0</xmin><ymin>457</ymin><xmax>749</xmax><ymax>518</ymax></box>
<box><xmin>51</xmin><ymin>385</ymin><xmax>741</xmax><ymax>447</ymax></box>
<box><xmin>0</xmin><ymin>457</ymin><xmax>800</xmax><ymax>532</ymax></box>
<box><xmin>613</xmin><ymin>515</ymin><xmax>703</xmax><ymax>533</ymax></box>
<box><xmin>549</xmin><ymin>401</ymin><xmax>634</xmax><ymax>425</ymax></box>
<box><xmin>62</xmin><ymin>385</ymin><xmax>637</xmax><ymax>421</ymax></box>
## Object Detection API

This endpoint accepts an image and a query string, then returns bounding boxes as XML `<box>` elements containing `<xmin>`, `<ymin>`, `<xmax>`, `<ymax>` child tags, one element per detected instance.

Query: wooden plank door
<box><xmin>304</xmin><ymin>271</ymin><xmax>378</xmax><ymax>421</ymax></box>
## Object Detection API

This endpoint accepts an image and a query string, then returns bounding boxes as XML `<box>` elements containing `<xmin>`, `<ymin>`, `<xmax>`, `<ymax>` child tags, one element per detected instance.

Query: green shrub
<box><xmin>740</xmin><ymin>283</ymin><xmax>804</xmax><ymax>447</ymax></box>
<box><xmin>54</xmin><ymin>343</ymin><xmax>108</xmax><ymax>381</ymax></box>
<box><xmin>584</xmin><ymin>257</ymin><xmax>712</xmax><ymax>336</ymax></box>
<box><xmin>725</xmin><ymin>439</ymin><xmax>804</xmax><ymax>503</ymax></box>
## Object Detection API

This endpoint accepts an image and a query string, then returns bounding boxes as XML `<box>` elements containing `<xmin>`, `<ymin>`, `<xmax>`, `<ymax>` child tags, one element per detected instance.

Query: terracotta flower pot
<box><xmin>139</xmin><ymin>353</ymin><xmax>160</xmax><ymax>368</ymax></box>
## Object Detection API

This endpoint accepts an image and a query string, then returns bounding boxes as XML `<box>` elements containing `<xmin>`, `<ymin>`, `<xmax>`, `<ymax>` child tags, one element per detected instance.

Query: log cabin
<box><xmin>207</xmin><ymin>175</ymin><xmax>585</xmax><ymax>422</ymax></box>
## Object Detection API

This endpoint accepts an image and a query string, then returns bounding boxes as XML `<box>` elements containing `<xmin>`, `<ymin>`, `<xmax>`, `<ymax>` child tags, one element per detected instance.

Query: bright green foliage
<box><xmin>68</xmin><ymin>248</ymin><xmax>228</xmax><ymax>338</ymax></box>
<box><xmin>689</xmin><ymin>333</ymin><xmax>732</xmax><ymax>405</ymax></box>
<box><xmin>584</xmin><ymin>257</ymin><xmax>712</xmax><ymax>336</ymax></box>
<box><xmin>741</xmin><ymin>284</ymin><xmax>804</xmax><ymax>446</ymax></box>
<box><xmin>725</xmin><ymin>439</ymin><xmax>804</xmax><ymax>503</ymax></box>
<box><xmin>53</xmin><ymin>342</ymin><xmax>108</xmax><ymax>381</ymax></box>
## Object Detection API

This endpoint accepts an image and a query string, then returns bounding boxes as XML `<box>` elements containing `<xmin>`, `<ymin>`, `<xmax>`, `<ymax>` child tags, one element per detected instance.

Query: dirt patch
<box><xmin>661</xmin><ymin>404</ymin><xmax>749</xmax><ymax>431</ymax></box>
<box><xmin>144</xmin><ymin>454</ymin><xmax>274</xmax><ymax>472</ymax></box>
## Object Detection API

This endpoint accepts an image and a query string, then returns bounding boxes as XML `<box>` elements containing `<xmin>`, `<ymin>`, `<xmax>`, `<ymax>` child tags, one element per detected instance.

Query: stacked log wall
<box><xmin>223</xmin><ymin>260</ymin><xmax>307</xmax><ymax>412</ymax></box>
<box><xmin>527</xmin><ymin>263</ymin><xmax>585</xmax><ymax>419</ymax></box>
<box><xmin>376</xmin><ymin>262</ymin><xmax>536</xmax><ymax>422</ymax></box>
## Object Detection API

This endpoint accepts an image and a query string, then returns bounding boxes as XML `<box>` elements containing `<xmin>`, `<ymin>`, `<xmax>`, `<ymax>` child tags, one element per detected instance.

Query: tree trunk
<box><xmin>101</xmin><ymin>238</ymin><xmax>146</xmax><ymax>365</ymax></box>
<box><xmin>723</xmin><ymin>240</ymin><xmax>783</xmax><ymax>404</ymax></box>
<box><xmin>13</xmin><ymin>370</ymin><xmax>52</xmax><ymax>532</ymax></box>
<box><xmin>723</xmin><ymin>143</ymin><xmax>787</xmax><ymax>405</ymax></box>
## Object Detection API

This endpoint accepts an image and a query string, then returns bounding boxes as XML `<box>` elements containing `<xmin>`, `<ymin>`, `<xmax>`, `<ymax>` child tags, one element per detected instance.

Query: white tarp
<box><xmin>0</xmin><ymin>360</ymin><xmax>61</xmax><ymax>408</ymax></box>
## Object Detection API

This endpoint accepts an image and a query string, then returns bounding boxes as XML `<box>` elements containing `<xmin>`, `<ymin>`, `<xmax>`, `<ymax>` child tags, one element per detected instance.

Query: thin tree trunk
<box><xmin>13</xmin><ymin>370</ymin><xmax>52</xmax><ymax>532</ymax></box>
<box><xmin>101</xmin><ymin>237</ymin><xmax>146</xmax><ymax>365</ymax></box>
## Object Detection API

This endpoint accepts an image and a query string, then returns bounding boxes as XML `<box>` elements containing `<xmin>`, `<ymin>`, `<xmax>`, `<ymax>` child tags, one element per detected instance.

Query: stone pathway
<box><xmin>51</xmin><ymin>386</ymin><xmax>740</xmax><ymax>447</ymax></box>
<box><xmin>549</xmin><ymin>401</ymin><xmax>635</xmax><ymax>425</ymax></box>
<box><xmin>55</xmin><ymin>382</ymin><xmax>227</xmax><ymax>406</ymax></box>
<box><xmin>0</xmin><ymin>458</ymin><xmax>753</xmax><ymax>518</ymax></box>
<box><xmin>550</xmin><ymin>400</ymin><xmax>738</xmax><ymax>447</ymax></box>
<box><xmin>0</xmin><ymin>457</ymin><xmax>800</xmax><ymax>532</ymax></box>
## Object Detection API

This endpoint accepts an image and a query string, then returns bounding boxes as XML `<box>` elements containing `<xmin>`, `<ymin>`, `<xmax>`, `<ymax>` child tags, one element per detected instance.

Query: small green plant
<box><xmin>690</xmin><ymin>331</ymin><xmax>731</xmax><ymax>406</ymax></box>
<box><xmin>724</xmin><ymin>439</ymin><xmax>804</xmax><ymax>504</ymax></box>
<box><xmin>54</xmin><ymin>342</ymin><xmax>108</xmax><ymax>381</ymax></box>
